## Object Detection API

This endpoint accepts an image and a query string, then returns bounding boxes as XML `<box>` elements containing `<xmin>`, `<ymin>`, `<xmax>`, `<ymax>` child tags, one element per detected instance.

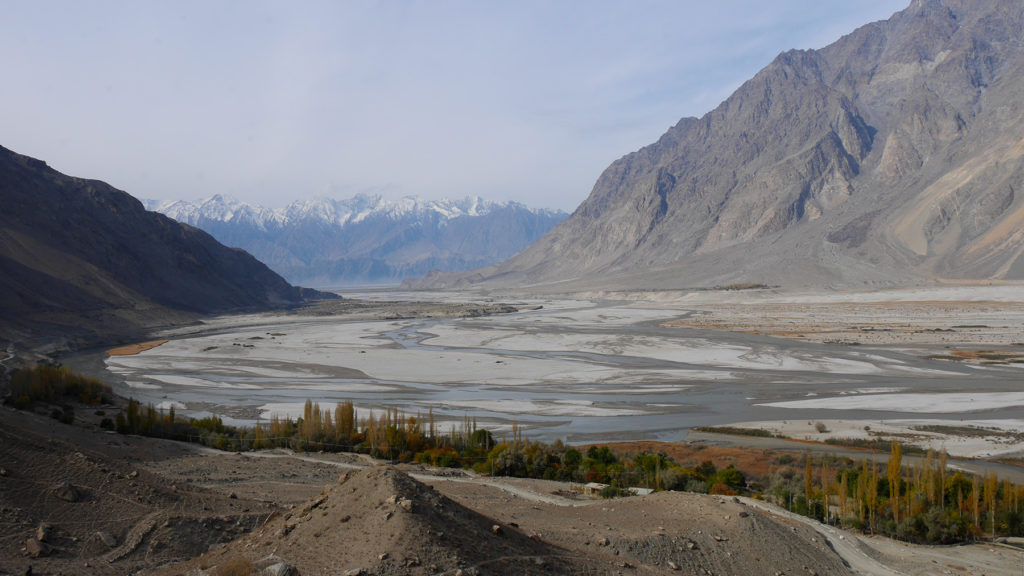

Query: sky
<box><xmin>1</xmin><ymin>1</ymin><xmax>908</xmax><ymax>212</ymax></box>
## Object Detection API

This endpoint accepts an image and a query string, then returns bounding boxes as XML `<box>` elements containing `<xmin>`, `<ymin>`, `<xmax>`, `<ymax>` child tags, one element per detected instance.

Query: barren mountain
<box><xmin>148</xmin><ymin>195</ymin><xmax>566</xmax><ymax>286</ymax></box>
<box><xmin>0</xmin><ymin>145</ymin><xmax>328</xmax><ymax>351</ymax></box>
<box><xmin>408</xmin><ymin>0</ymin><xmax>1024</xmax><ymax>291</ymax></box>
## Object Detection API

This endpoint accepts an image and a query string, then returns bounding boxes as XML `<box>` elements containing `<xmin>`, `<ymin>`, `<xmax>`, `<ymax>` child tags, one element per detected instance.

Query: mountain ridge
<box><xmin>406</xmin><ymin>0</ymin><xmax>1024</xmax><ymax>292</ymax></box>
<box><xmin>0</xmin><ymin>145</ymin><xmax>329</xmax><ymax>352</ymax></box>
<box><xmin>147</xmin><ymin>194</ymin><xmax>567</xmax><ymax>286</ymax></box>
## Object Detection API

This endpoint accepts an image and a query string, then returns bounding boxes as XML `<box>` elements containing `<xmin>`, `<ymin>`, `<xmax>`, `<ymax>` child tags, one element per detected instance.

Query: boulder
<box><xmin>96</xmin><ymin>531</ymin><xmax>118</xmax><ymax>548</ymax></box>
<box><xmin>52</xmin><ymin>481</ymin><xmax>81</xmax><ymax>502</ymax></box>
<box><xmin>263</xmin><ymin>562</ymin><xmax>300</xmax><ymax>576</ymax></box>
<box><xmin>25</xmin><ymin>538</ymin><xmax>51</xmax><ymax>558</ymax></box>
<box><xmin>35</xmin><ymin>523</ymin><xmax>53</xmax><ymax>543</ymax></box>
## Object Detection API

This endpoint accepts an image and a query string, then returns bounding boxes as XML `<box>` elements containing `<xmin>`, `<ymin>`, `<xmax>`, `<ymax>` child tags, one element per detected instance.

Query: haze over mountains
<box><xmin>146</xmin><ymin>195</ymin><xmax>566</xmax><ymax>286</ymax></box>
<box><xmin>0</xmin><ymin>146</ymin><xmax>326</xmax><ymax>350</ymax></box>
<box><xmin>409</xmin><ymin>0</ymin><xmax>1024</xmax><ymax>292</ymax></box>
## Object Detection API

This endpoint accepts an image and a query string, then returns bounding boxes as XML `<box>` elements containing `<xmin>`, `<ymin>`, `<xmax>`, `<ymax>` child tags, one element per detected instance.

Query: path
<box><xmin>207</xmin><ymin>446</ymin><xmax>584</xmax><ymax>507</ymax></box>
<box><xmin>737</xmin><ymin>496</ymin><xmax>906</xmax><ymax>576</ymax></box>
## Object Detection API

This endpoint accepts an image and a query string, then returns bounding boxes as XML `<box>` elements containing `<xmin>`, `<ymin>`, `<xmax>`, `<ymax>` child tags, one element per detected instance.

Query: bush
<box><xmin>50</xmin><ymin>405</ymin><xmax>74</xmax><ymax>424</ymax></box>
<box><xmin>599</xmin><ymin>484</ymin><xmax>627</xmax><ymax>498</ymax></box>
<box><xmin>709</xmin><ymin>483</ymin><xmax>738</xmax><ymax>496</ymax></box>
<box><xmin>216</xmin><ymin>555</ymin><xmax>255</xmax><ymax>576</ymax></box>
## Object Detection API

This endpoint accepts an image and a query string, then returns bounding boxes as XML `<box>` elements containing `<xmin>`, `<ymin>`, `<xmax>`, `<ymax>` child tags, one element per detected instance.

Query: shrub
<box><xmin>216</xmin><ymin>555</ymin><xmax>255</xmax><ymax>576</ymax></box>
<box><xmin>599</xmin><ymin>484</ymin><xmax>627</xmax><ymax>498</ymax></box>
<box><xmin>709</xmin><ymin>483</ymin><xmax>738</xmax><ymax>496</ymax></box>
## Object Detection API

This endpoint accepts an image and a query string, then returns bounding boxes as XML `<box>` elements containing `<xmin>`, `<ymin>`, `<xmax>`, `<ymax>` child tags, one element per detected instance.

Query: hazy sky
<box><xmin>1</xmin><ymin>1</ymin><xmax>907</xmax><ymax>211</ymax></box>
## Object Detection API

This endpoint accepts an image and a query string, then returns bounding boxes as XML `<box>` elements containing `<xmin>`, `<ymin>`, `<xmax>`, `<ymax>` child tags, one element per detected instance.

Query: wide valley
<box><xmin>67</xmin><ymin>286</ymin><xmax>1024</xmax><ymax>459</ymax></box>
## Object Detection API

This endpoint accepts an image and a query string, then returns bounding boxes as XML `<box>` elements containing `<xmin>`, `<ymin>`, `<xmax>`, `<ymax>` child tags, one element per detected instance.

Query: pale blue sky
<box><xmin>1</xmin><ymin>1</ymin><xmax>907</xmax><ymax>211</ymax></box>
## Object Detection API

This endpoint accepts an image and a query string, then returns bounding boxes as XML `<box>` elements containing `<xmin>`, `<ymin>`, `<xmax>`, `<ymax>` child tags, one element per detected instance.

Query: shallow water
<box><xmin>70</xmin><ymin>298</ymin><xmax>1024</xmax><ymax>443</ymax></box>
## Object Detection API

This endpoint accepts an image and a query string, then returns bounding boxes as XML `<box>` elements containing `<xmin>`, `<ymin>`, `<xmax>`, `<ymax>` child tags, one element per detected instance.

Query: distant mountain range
<box><xmin>0</xmin><ymin>145</ymin><xmax>327</xmax><ymax>352</ymax></box>
<box><xmin>408</xmin><ymin>0</ymin><xmax>1024</xmax><ymax>292</ymax></box>
<box><xmin>145</xmin><ymin>195</ymin><xmax>566</xmax><ymax>286</ymax></box>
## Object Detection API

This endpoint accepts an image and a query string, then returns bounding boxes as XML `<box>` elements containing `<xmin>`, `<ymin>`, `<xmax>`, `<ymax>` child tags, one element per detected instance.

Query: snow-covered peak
<box><xmin>146</xmin><ymin>193</ymin><xmax>565</xmax><ymax>229</ymax></box>
<box><xmin>145</xmin><ymin>195</ymin><xmax>282</xmax><ymax>230</ymax></box>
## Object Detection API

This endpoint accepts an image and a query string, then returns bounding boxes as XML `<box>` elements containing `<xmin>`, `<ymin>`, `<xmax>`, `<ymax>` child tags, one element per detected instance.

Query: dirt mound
<box><xmin>428</xmin><ymin>477</ymin><xmax>857</xmax><ymax>576</ymax></box>
<box><xmin>595</xmin><ymin>493</ymin><xmax>854</xmax><ymax>576</ymax></box>
<box><xmin>174</xmin><ymin>466</ymin><xmax>591</xmax><ymax>575</ymax></box>
<box><xmin>0</xmin><ymin>407</ymin><xmax>276</xmax><ymax>576</ymax></box>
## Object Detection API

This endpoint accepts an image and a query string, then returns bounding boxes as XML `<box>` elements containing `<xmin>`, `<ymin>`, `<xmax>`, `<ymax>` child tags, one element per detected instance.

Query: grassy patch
<box><xmin>823</xmin><ymin>437</ymin><xmax>926</xmax><ymax>454</ymax></box>
<box><xmin>911</xmin><ymin>425</ymin><xmax>1024</xmax><ymax>441</ymax></box>
<box><xmin>714</xmin><ymin>283</ymin><xmax>771</xmax><ymax>291</ymax></box>
<box><xmin>693</xmin><ymin>426</ymin><xmax>778</xmax><ymax>438</ymax></box>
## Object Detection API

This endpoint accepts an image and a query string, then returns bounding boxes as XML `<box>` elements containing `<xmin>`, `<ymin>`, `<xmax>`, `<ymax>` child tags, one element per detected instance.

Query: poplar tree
<box><xmin>887</xmin><ymin>441</ymin><xmax>902</xmax><ymax>523</ymax></box>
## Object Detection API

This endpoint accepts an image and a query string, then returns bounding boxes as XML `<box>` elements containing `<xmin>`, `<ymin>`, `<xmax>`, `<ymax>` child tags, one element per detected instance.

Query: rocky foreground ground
<box><xmin>2</xmin><ymin>403</ymin><xmax>1022</xmax><ymax>576</ymax></box>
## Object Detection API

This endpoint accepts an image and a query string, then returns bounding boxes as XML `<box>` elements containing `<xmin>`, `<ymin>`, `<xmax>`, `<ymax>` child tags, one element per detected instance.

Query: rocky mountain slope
<box><xmin>0</xmin><ymin>145</ymin><xmax>326</xmax><ymax>351</ymax></box>
<box><xmin>409</xmin><ymin>0</ymin><xmax>1024</xmax><ymax>291</ymax></box>
<box><xmin>147</xmin><ymin>194</ymin><xmax>566</xmax><ymax>286</ymax></box>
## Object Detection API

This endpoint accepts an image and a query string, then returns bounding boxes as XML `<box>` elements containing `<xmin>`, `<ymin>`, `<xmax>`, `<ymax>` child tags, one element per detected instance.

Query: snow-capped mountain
<box><xmin>143</xmin><ymin>194</ymin><xmax>566</xmax><ymax>286</ymax></box>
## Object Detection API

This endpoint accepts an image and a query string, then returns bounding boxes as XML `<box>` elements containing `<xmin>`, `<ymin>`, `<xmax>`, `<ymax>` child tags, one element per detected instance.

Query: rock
<box><xmin>378</xmin><ymin>553</ymin><xmax>388</xmax><ymax>561</ymax></box>
<box><xmin>96</xmin><ymin>531</ymin><xmax>118</xmax><ymax>548</ymax></box>
<box><xmin>52</xmin><ymin>481</ymin><xmax>81</xmax><ymax>502</ymax></box>
<box><xmin>25</xmin><ymin>538</ymin><xmax>50</xmax><ymax>558</ymax></box>
<box><xmin>739</xmin><ymin>511</ymin><xmax>749</xmax><ymax>518</ymax></box>
<box><xmin>263</xmin><ymin>562</ymin><xmax>300</xmax><ymax>576</ymax></box>
<box><xmin>597</xmin><ymin>537</ymin><xmax>610</xmax><ymax>546</ymax></box>
<box><xmin>36</xmin><ymin>523</ymin><xmax>53</xmax><ymax>543</ymax></box>
<box><xmin>398</xmin><ymin>498</ymin><xmax>413</xmax><ymax>513</ymax></box>
<box><xmin>254</xmin><ymin>554</ymin><xmax>287</xmax><ymax>570</ymax></box>
<box><xmin>667</xmin><ymin>560</ymin><xmax>680</xmax><ymax>570</ymax></box>
<box><xmin>491</xmin><ymin>524</ymin><xmax>502</xmax><ymax>536</ymax></box>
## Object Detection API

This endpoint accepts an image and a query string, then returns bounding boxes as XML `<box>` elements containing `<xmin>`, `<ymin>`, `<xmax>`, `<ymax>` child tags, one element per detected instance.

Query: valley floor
<box><xmin>74</xmin><ymin>284</ymin><xmax>1024</xmax><ymax>463</ymax></box>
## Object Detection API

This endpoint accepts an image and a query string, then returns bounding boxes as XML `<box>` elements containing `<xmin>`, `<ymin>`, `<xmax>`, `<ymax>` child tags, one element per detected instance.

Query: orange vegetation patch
<box><xmin>949</xmin><ymin>349</ymin><xmax>1024</xmax><ymax>362</ymax></box>
<box><xmin>107</xmin><ymin>339</ymin><xmax>169</xmax><ymax>356</ymax></box>
<box><xmin>597</xmin><ymin>440</ymin><xmax>802</xmax><ymax>479</ymax></box>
